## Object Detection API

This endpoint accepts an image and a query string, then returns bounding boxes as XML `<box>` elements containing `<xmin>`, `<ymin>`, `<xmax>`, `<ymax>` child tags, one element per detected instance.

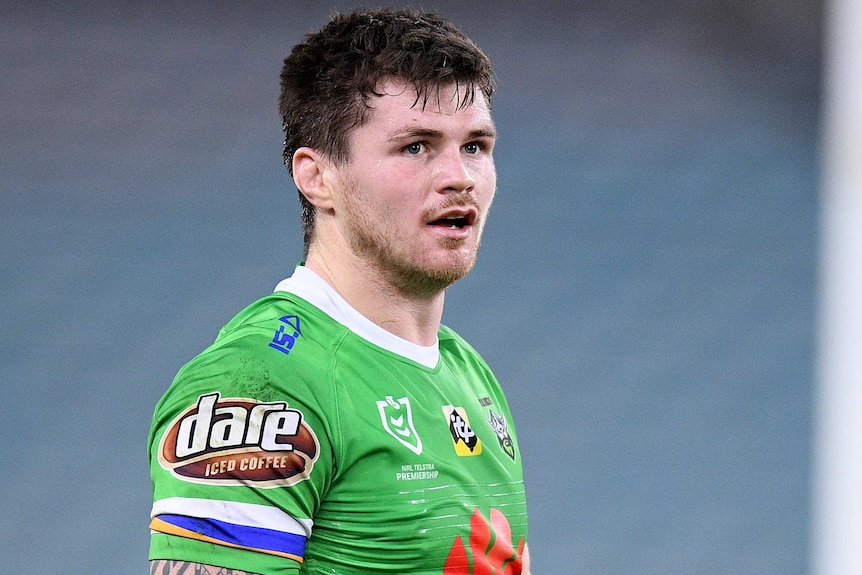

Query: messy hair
<box><xmin>279</xmin><ymin>7</ymin><xmax>495</xmax><ymax>254</ymax></box>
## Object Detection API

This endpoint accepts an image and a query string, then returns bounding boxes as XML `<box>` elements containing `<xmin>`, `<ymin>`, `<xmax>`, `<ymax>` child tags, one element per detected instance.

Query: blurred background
<box><xmin>1</xmin><ymin>0</ymin><xmax>819</xmax><ymax>573</ymax></box>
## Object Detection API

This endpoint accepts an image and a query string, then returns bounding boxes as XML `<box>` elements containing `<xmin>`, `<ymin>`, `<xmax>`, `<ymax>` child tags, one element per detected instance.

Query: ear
<box><xmin>292</xmin><ymin>147</ymin><xmax>336</xmax><ymax>210</ymax></box>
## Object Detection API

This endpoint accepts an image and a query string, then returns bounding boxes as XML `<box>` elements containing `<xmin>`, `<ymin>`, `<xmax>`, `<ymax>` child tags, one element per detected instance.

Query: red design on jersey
<box><xmin>443</xmin><ymin>508</ymin><xmax>524</xmax><ymax>574</ymax></box>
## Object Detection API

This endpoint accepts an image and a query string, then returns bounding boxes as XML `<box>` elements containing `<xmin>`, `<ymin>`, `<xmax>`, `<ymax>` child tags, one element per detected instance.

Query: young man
<box><xmin>148</xmin><ymin>8</ymin><xmax>531</xmax><ymax>575</ymax></box>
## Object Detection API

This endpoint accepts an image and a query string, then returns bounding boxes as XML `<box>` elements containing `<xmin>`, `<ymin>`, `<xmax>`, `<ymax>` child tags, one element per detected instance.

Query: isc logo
<box><xmin>158</xmin><ymin>392</ymin><xmax>319</xmax><ymax>487</ymax></box>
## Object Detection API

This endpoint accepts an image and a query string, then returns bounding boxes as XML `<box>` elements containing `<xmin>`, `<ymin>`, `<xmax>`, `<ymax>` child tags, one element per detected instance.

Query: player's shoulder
<box><xmin>437</xmin><ymin>324</ymin><xmax>491</xmax><ymax>370</ymax></box>
<box><xmin>164</xmin><ymin>292</ymin><xmax>346</xmax><ymax>400</ymax></box>
<box><xmin>209</xmin><ymin>291</ymin><xmax>347</xmax><ymax>358</ymax></box>
<box><xmin>153</xmin><ymin>292</ymin><xmax>347</xmax><ymax>429</ymax></box>
<box><xmin>438</xmin><ymin>323</ymin><xmax>476</xmax><ymax>352</ymax></box>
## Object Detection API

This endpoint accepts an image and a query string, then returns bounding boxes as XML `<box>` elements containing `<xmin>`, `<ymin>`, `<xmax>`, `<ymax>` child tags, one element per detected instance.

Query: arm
<box><xmin>148</xmin><ymin>325</ymin><xmax>332</xmax><ymax>574</ymax></box>
<box><xmin>149</xmin><ymin>560</ymin><xmax>263</xmax><ymax>575</ymax></box>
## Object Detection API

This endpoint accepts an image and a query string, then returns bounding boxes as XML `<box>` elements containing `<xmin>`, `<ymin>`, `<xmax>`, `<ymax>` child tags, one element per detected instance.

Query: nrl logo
<box><xmin>376</xmin><ymin>396</ymin><xmax>423</xmax><ymax>455</ymax></box>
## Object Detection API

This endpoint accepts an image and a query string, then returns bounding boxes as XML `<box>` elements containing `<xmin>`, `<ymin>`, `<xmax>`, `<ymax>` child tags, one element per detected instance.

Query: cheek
<box><xmin>480</xmin><ymin>170</ymin><xmax>497</xmax><ymax>207</ymax></box>
<box><xmin>484</xmin><ymin>188</ymin><xmax>496</xmax><ymax>209</ymax></box>
<box><xmin>475</xmin><ymin>157</ymin><xmax>496</xmax><ymax>184</ymax></box>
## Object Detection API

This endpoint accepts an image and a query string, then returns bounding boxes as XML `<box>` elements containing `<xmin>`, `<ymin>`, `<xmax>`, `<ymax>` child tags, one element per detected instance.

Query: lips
<box><xmin>427</xmin><ymin>207</ymin><xmax>478</xmax><ymax>230</ymax></box>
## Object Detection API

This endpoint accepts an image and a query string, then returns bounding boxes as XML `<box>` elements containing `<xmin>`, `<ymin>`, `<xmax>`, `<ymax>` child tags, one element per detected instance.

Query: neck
<box><xmin>304</xmin><ymin>249</ymin><xmax>446</xmax><ymax>346</ymax></box>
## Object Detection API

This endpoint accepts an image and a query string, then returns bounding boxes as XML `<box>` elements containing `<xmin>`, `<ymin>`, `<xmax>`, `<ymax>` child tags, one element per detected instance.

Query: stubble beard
<box><xmin>342</xmin><ymin>187</ymin><xmax>482</xmax><ymax>297</ymax></box>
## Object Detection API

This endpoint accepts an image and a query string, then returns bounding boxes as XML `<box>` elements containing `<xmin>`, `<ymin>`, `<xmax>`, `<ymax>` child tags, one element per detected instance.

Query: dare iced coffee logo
<box><xmin>158</xmin><ymin>392</ymin><xmax>319</xmax><ymax>488</ymax></box>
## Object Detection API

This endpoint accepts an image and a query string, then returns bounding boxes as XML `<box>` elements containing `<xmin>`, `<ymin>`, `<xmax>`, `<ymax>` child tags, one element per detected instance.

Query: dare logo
<box><xmin>158</xmin><ymin>392</ymin><xmax>319</xmax><ymax>488</ymax></box>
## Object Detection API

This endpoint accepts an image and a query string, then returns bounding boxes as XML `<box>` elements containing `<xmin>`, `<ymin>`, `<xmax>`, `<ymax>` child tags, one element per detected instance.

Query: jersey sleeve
<box><xmin>148</xmin><ymin>308</ymin><xmax>339</xmax><ymax>575</ymax></box>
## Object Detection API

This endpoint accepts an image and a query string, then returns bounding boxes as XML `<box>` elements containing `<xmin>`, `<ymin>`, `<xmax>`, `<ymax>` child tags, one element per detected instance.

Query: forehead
<box><xmin>362</xmin><ymin>79</ymin><xmax>494</xmax><ymax>130</ymax></box>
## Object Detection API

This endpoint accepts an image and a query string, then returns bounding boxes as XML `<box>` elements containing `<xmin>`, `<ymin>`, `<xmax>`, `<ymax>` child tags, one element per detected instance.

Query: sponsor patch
<box><xmin>443</xmin><ymin>405</ymin><xmax>482</xmax><ymax>456</ymax></box>
<box><xmin>158</xmin><ymin>392</ymin><xmax>319</xmax><ymax>488</ymax></box>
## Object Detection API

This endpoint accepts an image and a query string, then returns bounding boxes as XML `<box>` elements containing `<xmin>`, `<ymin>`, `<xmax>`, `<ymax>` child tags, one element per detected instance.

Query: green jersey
<box><xmin>148</xmin><ymin>266</ymin><xmax>528</xmax><ymax>574</ymax></box>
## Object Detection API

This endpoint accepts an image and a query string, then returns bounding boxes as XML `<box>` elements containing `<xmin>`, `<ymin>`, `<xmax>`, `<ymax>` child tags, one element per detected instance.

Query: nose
<box><xmin>435</xmin><ymin>147</ymin><xmax>475</xmax><ymax>194</ymax></box>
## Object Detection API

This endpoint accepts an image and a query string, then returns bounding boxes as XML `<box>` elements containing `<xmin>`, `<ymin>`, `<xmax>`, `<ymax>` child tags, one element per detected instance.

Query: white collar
<box><xmin>273</xmin><ymin>266</ymin><xmax>440</xmax><ymax>369</ymax></box>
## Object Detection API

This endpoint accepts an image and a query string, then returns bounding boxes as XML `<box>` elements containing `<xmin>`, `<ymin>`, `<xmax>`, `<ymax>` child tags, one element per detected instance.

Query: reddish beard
<box><xmin>341</xmin><ymin>183</ymin><xmax>486</xmax><ymax>295</ymax></box>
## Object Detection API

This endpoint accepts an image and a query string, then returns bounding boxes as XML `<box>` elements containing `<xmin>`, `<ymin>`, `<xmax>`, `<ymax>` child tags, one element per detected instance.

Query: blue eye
<box><xmin>405</xmin><ymin>142</ymin><xmax>424</xmax><ymax>154</ymax></box>
<box><xmin>464</xmin><ymin>142</ymin><xmax>480</xmax><ymax>154</ymax></box>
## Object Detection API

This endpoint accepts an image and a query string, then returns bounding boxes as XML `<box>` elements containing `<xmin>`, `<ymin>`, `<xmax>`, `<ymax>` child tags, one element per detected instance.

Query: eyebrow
<box><xmin>387</xmin><ymin>126</ymin><xmax>498</xmax><ymax>141</ymax></box>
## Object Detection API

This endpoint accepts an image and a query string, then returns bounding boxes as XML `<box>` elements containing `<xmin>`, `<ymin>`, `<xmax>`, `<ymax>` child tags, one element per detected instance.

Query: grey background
<box><xmin>1</xmin><ymin>1</ymin><xmax>818</xmax><ymax>573</ymax></box>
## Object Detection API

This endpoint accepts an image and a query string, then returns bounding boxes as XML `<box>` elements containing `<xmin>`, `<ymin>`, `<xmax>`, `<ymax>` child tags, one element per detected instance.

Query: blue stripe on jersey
<box><xmin>152</xmin><ymin>513</ymin><xmax>307</xmax><ymax>560</ymax></box>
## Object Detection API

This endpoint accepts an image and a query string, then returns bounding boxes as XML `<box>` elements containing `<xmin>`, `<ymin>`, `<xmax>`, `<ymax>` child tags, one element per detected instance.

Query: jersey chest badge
<box><xmin>376</xmin><ymin>395</ymin><xmax>423</xmax><ymax>455</ymax></box>
<box><xmin>487</xmin><ymin>409</ymin><xmax>516</xmax><ymax>461</ymax></box>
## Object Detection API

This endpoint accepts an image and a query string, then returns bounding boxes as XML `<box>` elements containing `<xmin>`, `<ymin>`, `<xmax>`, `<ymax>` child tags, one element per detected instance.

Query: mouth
<box><xmin>427</xmin><ymin>208</ymin><xmax>478</xmax><ymax>230</ymax></box>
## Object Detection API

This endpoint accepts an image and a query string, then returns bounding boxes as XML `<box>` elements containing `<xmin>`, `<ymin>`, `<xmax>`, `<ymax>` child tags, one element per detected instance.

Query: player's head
<box><xmin>279</xmin><ymin>7</ymin><xmax>495</xmax><ymax>254</ymax></box>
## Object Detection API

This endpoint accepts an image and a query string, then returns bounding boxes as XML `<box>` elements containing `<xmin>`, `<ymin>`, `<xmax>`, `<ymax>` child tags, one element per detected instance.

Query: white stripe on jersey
<box><xmin>151</xmin><ymin>497</ymin><xmax>313</xmax><ymax>537</ymax></box>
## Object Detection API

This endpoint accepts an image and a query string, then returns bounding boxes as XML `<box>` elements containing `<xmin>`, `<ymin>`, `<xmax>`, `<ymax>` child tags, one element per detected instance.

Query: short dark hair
<box><xmin>279</xmin><ymin>7</ymin><xmax>495</xmax><ymax>254</ymax></box>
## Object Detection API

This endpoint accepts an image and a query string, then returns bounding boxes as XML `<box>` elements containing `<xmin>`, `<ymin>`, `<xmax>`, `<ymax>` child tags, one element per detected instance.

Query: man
<box><xmin>148</xmin><ymin>8</ymin><xmax>531</xmax><ymax>574</ymax></box>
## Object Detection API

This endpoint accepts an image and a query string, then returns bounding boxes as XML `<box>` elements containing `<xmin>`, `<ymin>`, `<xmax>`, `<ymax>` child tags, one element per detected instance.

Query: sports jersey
<box><xmin>148</xmin><ymin>266</ymin><xmax>528</xmax><ymax>574</ymax></box>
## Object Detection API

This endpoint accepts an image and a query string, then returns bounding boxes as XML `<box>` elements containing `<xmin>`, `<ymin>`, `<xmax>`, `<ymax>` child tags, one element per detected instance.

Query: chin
<box><xmin>390</xmin><ymin>254</ymin><xmax>477</xmax><ymax>294</ymax></box>
<box><xmin>419</xmin><ymin>256</ymin><xmax>478</xmax><ymax>289</ymax></box>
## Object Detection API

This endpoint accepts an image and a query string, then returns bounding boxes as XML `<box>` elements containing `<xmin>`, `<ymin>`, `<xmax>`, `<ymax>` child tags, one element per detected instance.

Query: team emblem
<box><xmin>377</xmin><ymin>396</ymin><xmax>423</xmax><ymax>455</ymax></box>
<box><xmin>487</xmin><ymin>410</ymin><xmax>515</xmax><ymax>461</ymax></box>
<box><xmin>443</xmin><ymin>405</ymin><xmax>482</xmax><ymax>456</ymax></box>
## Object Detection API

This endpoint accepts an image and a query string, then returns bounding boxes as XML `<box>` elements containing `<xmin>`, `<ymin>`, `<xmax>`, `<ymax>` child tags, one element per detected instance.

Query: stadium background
<box><xmin>1</xmin><ymin>1</ymin><xmax>818</xmax><ymax>572</ymax></box>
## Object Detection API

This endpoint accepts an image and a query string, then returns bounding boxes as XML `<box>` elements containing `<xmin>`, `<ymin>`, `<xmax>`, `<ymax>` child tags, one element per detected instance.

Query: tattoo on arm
<box><xmin>149</xmin><ymin>560</ymin><xmax>263</xmax><ymax>575</ymax></box>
